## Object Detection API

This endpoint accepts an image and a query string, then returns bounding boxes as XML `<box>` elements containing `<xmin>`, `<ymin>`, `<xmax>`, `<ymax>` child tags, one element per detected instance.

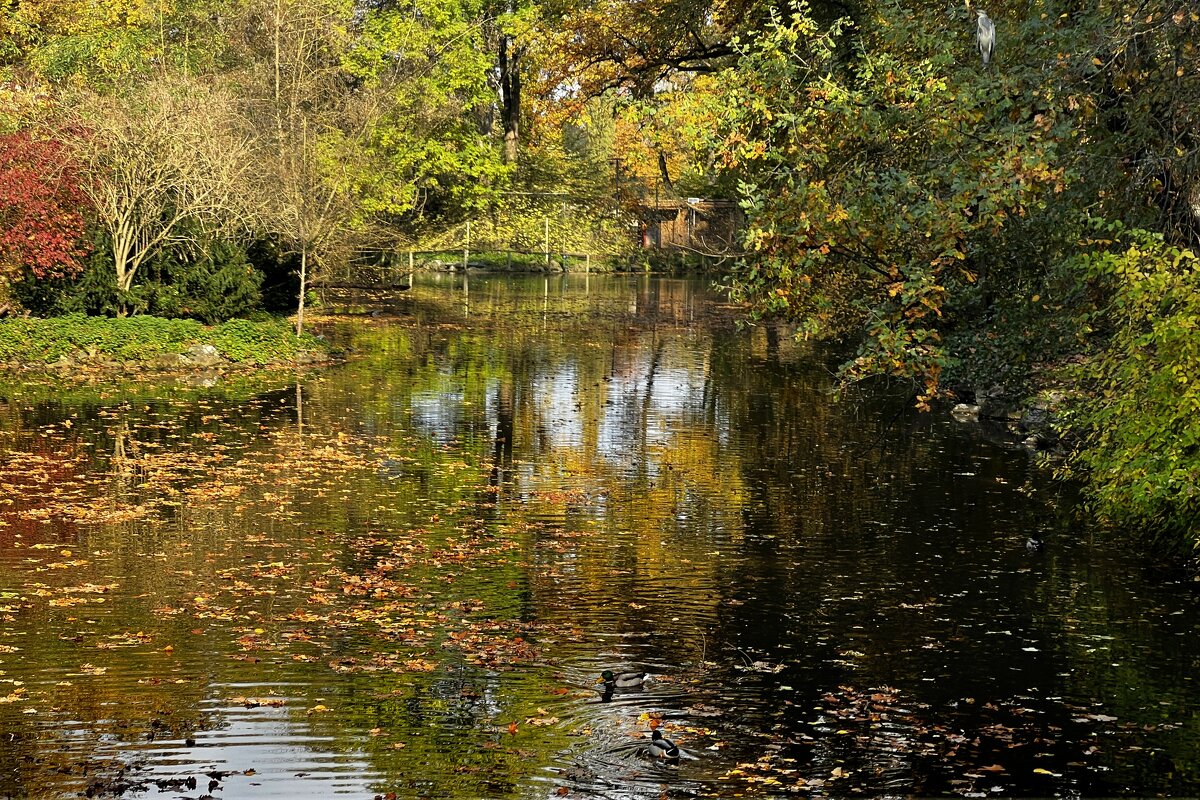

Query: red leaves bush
<box><xmin>0</xmin><ymin>130</ymin><xmax>91</xmax><ymax>281</ymax></box>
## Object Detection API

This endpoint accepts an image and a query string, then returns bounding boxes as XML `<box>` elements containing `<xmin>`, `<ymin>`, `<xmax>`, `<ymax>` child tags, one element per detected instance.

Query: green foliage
<box><xmin>12</xmin><ymin>231</ymin><xmax>128</xmax><ymax>317</ymax></box>
<box><xmin>0</xmin><ymin>314</ymin><xmax>324</xmax><ymax>365</ymax></box>
<box><xmin>1058</xmin><ymin>225</ymin><xmax>1200</xmax><ymax>557</ymax></box>
<box><xmin>12</xmin><ymin>0</ymin><xmax>236</xmax><ymax>87</ymax></box>
<box><xmin>346</xmin><ymin>0</ymin><xmax>510</xmax><ymax>223</ymax></box>
<box><xmin>140</xmin><ymin>239</ymin><xmax>264</xmax><ymax>323</ymax></box>
<box><xmin>208</xmin><ymin>318</ymin><xmax>322</xmax><ymax>363</ymax></box>
<box><xmin>14</xmin><ymin>233</ymin><xmax>265</xmax><ymax>323</ymax></box>
<box><xmin>711</xmin><ymin>4</ymin><xmax>1072</xmax><ymax>408</ymax></box>
<box><xmin>941</xmin><ymin>289</ymin><xmax>1079</xmax><ymax>397</ymax></box>
<box><xmin>30</xmin><ymin>26</ymin><xmax>158</xmax><ymax>84</ymax></box>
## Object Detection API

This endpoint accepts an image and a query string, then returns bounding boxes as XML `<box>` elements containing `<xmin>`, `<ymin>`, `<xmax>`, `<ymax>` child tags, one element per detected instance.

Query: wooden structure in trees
<box><xmin>637</xmin><ymin>198</ymin><xmax>743</xmax><ymax>254</ymax></box>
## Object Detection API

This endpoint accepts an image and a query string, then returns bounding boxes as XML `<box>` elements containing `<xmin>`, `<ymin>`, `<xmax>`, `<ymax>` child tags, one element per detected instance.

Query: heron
<box><xmin>975</xmin><ymin>8</ymin><xmax>996</xmax><ymax>67</ymax></box>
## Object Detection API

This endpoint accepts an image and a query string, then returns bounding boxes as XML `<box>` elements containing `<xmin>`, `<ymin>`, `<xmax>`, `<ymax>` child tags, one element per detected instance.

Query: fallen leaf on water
<box><xmin>0</xmin><ymin>688</ymin><xmax>26</xmax><ymax>703</ymax></box>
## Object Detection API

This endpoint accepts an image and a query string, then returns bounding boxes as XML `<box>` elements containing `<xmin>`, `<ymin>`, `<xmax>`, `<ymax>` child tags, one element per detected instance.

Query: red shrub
<box><xmin>0</xmin><ymin>130</ymin><xmax>91</xmax><ymax>281</ymax></box>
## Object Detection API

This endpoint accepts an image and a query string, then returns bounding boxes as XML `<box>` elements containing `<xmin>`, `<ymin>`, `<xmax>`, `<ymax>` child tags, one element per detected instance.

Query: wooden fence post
<box><xmin>463</xmin><ymin>220</ymin><xmax>470</xmax><ymax>270</ymax></box>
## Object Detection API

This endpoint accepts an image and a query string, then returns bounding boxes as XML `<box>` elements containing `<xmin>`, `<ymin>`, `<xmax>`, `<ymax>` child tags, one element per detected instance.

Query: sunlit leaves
<box><xmin>345</xmin><ymin>0</ymin><xmax>507</xmax><ymax>220</ymax></box>
<box><xmin>1057</xmin><ymin>225</ymin><xmax>1200</xmax><ymax>555</ymax></box>
<box><xmin>536</xmin><ymin>0</ymin><xmax>749</xmax><ymax>98</ymax></box>
<box><xmin>14</xmin><ymin>0</ymin><xmax>231</xmax><ymax>84</ymax></box>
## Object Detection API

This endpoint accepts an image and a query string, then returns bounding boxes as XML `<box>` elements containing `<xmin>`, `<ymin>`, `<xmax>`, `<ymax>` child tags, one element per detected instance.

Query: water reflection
<box><xmin>0</xmin><ymin>274</ymin><xmax>1198</xmax><ymax>798</ymax></box>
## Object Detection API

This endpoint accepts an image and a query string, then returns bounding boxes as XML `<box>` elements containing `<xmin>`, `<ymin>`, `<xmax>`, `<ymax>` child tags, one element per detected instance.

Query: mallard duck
<box><xmin>596</xmin><ymin>670</ymin><xmax>649</xmax><ymax>690</ymax></box>
<box><xmin>647</xmin><ymin>729</ymin><xmax>679</xmax><ymax>760</ymax></box>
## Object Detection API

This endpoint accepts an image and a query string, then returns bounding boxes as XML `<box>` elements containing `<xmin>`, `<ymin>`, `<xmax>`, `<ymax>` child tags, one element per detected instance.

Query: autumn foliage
<box><xmin>0</xmin><ymin>131</ymin><xmax>91</xmax><ymax>281</ymax></box>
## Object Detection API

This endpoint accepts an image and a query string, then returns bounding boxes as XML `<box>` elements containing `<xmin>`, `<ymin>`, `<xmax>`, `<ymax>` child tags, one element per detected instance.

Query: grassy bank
<box><xmin>0</xmin><ymin>314</ymin><xmax>328</xmax><ymax>367</ymax></box>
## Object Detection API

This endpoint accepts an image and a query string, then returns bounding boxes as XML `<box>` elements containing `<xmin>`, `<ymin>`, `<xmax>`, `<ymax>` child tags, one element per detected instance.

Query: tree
<box><xmin>259</xmin><ymin>122</ymin><xmax>365</xmax><ymax>337</ymax></box>
<box><xmin>345</xmin><ymin>0</ymin><xmax>507</xmax><ymax>221</ymax></box>
<box><xmin>0</xmin><ymin>131</ymin><xmax>90</xmax><ymax>291</ymax></box>
<box><xmin>701</xmin><ymin>4</ymin><xmax>1079</xmax><ymax>406</ymax></box>
<box><xmin>535</xmin><ymin>0</ymin><xmax>752</xmax><ymax>99</ymax></box>
<box><xmin>236</xmin><ymin>0</ymin><xmax>372</xmax><ymax>336</ymax></box>
<box><xmin>63</xmin><ymin>78</ymin><xmax>255</xmax><ymax>300</ymax></box>
<box><xmin>6</xmin><ymin>0</ymin><xmax>236</xmax><ymax>86</ymax></box>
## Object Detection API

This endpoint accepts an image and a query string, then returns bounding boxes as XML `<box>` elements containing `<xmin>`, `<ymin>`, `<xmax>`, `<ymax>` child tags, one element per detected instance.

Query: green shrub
<box><xmin>209</xmin><ymin>318</ymin><xmax>323</xmax><ymax>364</ymax></box>
<box><xmin>12</xmin><ymin>233</ymin><xmax>127</xmax><ymax>317</ymax></box>
<box><xmin>1058</xmin><ymin>225</ymin><xmax>1200</xmax><ymax>559</ymax></box>
<box><xmin>13</xmin><ymin>230</ymin><xmax>266</xmax><ymax>322</ymax></box>
<box><xmin>0</xmin><ymin>315</ymin><xmax>324</xmax><ymax>366</ymax></box>
<box><xmin>141</xmin><ymin>239</ymin><xmax>264</xmax><ymax>323</ymax></box>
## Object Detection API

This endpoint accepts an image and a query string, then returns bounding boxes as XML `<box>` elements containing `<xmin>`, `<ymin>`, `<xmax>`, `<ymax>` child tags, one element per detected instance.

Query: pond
<box><xmin>0</xmin><ymin>273</ymin><xmax>1198</xmax><ymax>799</ymax></box>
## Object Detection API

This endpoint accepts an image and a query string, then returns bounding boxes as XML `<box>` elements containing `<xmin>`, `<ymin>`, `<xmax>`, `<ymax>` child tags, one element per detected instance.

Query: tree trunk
<box><xmin>499</xmin><ymin>35</ymin><xmax>521</xmax><ymax>164</ymax></box>
<box><xmin>296</xmin><ymin>245</ymin><xmax>307</xmax><ymax>337</ymax></box>
<box><xmin>113</xmin><ymin>234</ymin><xmax>135</xmax><ymax>293</ymax></box>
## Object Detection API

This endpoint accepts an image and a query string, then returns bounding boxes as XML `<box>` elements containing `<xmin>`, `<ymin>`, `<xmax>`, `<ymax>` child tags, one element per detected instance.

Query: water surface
<box><xmin>1</xmin><ymin>274</ymin><xmax>1198</xmax><ymax>798</ymax></box>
